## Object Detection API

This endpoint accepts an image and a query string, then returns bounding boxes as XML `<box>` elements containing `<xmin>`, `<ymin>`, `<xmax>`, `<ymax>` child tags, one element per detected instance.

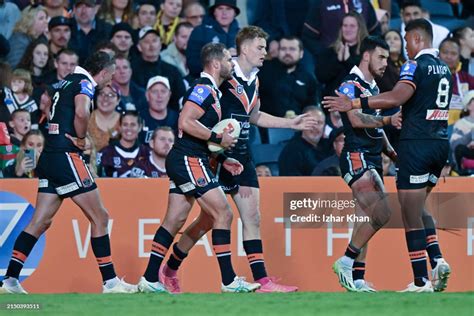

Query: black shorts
<box><xmin>340</xmin><ymin>151</ymin><xmax>383</xmax><ymax>187</ymax></box>
<box><xmin>36</xmin><ymin>152</ymin><xmax>97</xmax><ymax>198</ymax></box>
<box><xmin>166</xmin><ymin>148</ymin><xmax>220</xmax><ymax>198</ymax></box>
<box><xmin>396</xmin><ymin>139</ymin><xmax>448</xmax><ymax>190</ymax></box>
<box><xmin>214</xmin><ymin>154</ymin><xmax>259</xmax><ymax>194</ymax></box>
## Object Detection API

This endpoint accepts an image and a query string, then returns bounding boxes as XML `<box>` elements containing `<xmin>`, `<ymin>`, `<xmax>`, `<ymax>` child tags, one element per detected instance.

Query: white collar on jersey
<box><xmin>349</xmin><ymin>65</ymin><xmax>377</xmax><ymax>89</ymax></box>
<box><xmin>200</xmin><ymin>71</ymin><xmax>222</xmax><ymax>98</ymax></box>
<box><xmin>414</xmin><ymin>48</ymin><xmax>439</xmax><ymax>59</ymax></box>
<box><xmin>73</xmin><ymin>66</ymin><xmax>98</xmax><ymax>87</ymax></box>
<box><xmin>232</xmin><ymin>58</ymin><xmax>259</xmax><ymax>84</ymax></box>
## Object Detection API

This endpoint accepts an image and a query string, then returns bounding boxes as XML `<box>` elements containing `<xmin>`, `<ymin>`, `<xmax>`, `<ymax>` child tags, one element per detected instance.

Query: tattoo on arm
<box><xmin>354</xmin><ymin>111</ymin><xmax>384</xmax><ymax>127</ymax></box>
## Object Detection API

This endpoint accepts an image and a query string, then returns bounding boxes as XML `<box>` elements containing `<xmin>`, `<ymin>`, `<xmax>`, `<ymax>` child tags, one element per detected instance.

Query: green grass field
<box><xmin>0</xmin><ymin>292</ymin><xmax>473</xmax><ymax>316</ymax></box>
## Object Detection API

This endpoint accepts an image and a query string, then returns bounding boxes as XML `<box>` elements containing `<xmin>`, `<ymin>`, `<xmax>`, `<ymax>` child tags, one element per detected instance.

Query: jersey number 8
<box><xmin>436</xmin><ymin>77</ymin><xmax>450</xmax><ymax>108</ymax></box>
<box><xmin>50</xmin><ymin>91</ymin><xmax>60</xmax><ymax>120</ymax></box>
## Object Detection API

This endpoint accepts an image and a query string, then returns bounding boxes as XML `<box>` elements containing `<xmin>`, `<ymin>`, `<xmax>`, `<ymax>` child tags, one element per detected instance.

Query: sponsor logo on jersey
<box><xmin>113</xmin><ymin>157</ymin><xmax>121</xmax><ymax>167</ymax></box>
<box><xmin>48</xmin><ymin>123</ymin><xmax>59</xmax><ymax>134</ymax></box>
<box><xmin>189</xmin><ymin>85</ymin><xmax>211</xmax><ymax>106</ymax></box>
<box><xmin>79</xmin><ymin>80</ymin><xmax>94</xmax><ymax>99</ymax></box>
<box><xmin>426</xmin><ymin>109</ymin><xmax>448</xmax><ymax>120</ymax></box>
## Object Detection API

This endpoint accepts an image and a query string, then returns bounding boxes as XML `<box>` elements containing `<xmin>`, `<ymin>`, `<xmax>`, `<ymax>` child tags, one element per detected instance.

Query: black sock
<box><xmin>167</xmin><ymin>243</ymin><xmax>188</xmax><ymax>271</ymax></box>
<box><xmin>425</xmin><ymin>228</ymin><xmax>442</xmax><ymax>269</ymax></box>
<box><xmin>352</xmin><ymin>261</ymin><xmax>366</xmax><ymax>281</ymax></box>
<box><xmin>243</xmin><ymin>239</ymin><xmax>267</xmax><ymax>281</ymax></box>
<box><xmin>5</xmin><ymin>231</ymin><xmax>38</xmax><ymax>280</ymax></box>
<box><xmin>144</xmin><ymin>226</ymin><xmax>173</xmax><ymax>283</ymax></box>
<box><xmin>344</xmin><ymin>243</ymin><xmax>361</xmax><ymax>259</ymax></box>
<box><xmin>212</xmin><ymin>229</ymin><xmax>236</xmax><ymax>286</ymax></box>
<box><xmin>91</xmin><ymin>234</ymin><xmax>116</xmax><ymax>282</ymax></box>
<box><xmin>406</xmin><ymin>230</ymin><xmax>428</xmax><ymax>286</ymax></box>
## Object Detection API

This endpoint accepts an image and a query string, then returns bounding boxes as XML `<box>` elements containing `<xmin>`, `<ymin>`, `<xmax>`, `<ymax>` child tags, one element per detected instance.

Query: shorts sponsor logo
<box><xmin>196</xmin><ymin>177</ymin><xmax>207</xmax><ymax>187</ymax></box>
<box><xmin>38</xmin><ymin>179</ymin><xmax>48</xmax><ymax>188</ymax></box>
<box><xmin>410</xmin><ymin>173</ymin><xmax>429</xmax><ymax>184</ymax></box>
<box><xmin>343</xmin><ymin>173</ymin><xmax>353</xmax><ymax>184</ymax></box>
<box><xmin>426</xmin><ymin>109</ymin><xmax>448</xmax><ymax>120</ymax></box>
<box><xmin>179</xmin><ymin>182</ymin><xmax>195</xmax><ymax>193</ymax></box>
<box><xmin>429</xmin><ymin>174</ymin><xmax>438</xmax><ymax>184</ymax></box>
<box><xmin>56</xmin><ymin>182</ymin><xmax>80</xmax><ymax>195</ymax></box>
<box><xmin>82</xmin><ymin>178</ymin><xmax>93</xmax><ymax>188</ymax></box>
<box><xmin>169</xmin><ymin>180</ymin><xmax>176</xmax><ymax>189</ymax></box>
<box><xmin>48</xmin><ymin>123</ymin><xmax>59</xmax><ymax>135</ymax></box>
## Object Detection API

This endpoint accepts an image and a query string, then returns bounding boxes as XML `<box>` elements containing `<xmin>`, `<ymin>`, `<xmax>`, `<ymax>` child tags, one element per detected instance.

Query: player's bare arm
<box><xmin>323</xmin><ymin>81</ymin><xmax>416</xmax><ymax>112</ymax></box>
<box><xmin>347</xmin><ymin>109</ymin><xmax>391</xmax><ymax>128</ymax></box>
<box><xmin>65</xmin><ymin>94</ymin><xmax>91</xmax><ymax>150</ymax></box>
<box><xmin>249</xmin><ymin>101</ymin><xmax>318</xmax><ymax>130</ymax></box>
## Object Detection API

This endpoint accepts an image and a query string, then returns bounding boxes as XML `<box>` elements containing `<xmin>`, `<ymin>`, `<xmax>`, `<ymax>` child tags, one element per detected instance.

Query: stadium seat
<box><xmin>249</xmin><ymin>124</ymin><xmax>261</xmax><ymax>146</ymax></box>
<box><xmin>421</xmin><ymin>0</ymin><xmax>453</xmax><ymax>17</ymax></box>
<box><xmin>250</xmin><ymin>144</ymin><xmax>285</xmax><ymax>176</ymax></box>
<box><xmin>267</xmin><ymin>128</ymin><xmax>295</xmax><ymax>144</ymax></box>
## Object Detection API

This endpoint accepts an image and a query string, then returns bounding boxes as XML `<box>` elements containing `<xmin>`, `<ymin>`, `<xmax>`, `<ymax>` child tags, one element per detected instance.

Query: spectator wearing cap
<box><xmin>0</xmin><ymin>0</ymin><xmax>21</xmax><ymax>40</ymax></box>
<box><xmin>88</xmin><ymin>84</ymin><xmax>122</xmax><ymax>151</ymax></box>
<box><xmin>186</xmin><ymin>0</ymin><xmax>240</xmax><ymax>79</ymax></box>
<box><xmin>139</xmin><ymin>75</ymin><xmax>179</xmax><ymax>144</ymax></box>
<box><xmin>42</xmin><ymin>49</ymin><xmax>79</xmax><ymax>85</ymax></box>
<box><xmin>69</xmin><ymin>0</ymin><xmax>113</xmax><ymax>64</ymax></box>
<box><xmin>131</xmin><ymin>26</ymin><xmax>185</xmax><ymax>111</ymax></box>
<box><xmin>110</xmin><ymin>22</ymin><xmax>135</xmax><ymax>58</ymax></box>
<box><xmin>7</xmin><ymin>5</ymin><xmax>48</xmax><ymax>68</ymax></box>
<box><xmin>259</xmin><ymin>36</ymin><xmax>319</xmax><ymax>118</ymax></box>
<box><xmin>113</xmin><ymin>55</ymin><xmax>145</xmax><ymax>112</ymax></box>
<box><xmin>183</xmin><ymin>1</ymin><xmax>205</xmax><ymax>27</ymax></box>
<box><xmin>44</xmin><ymin>0</ymin><xmax>70</xmax><ymax>19</ymax></box>
<box><xmin>153</xmin><ymin>0</ymin><xmax>183</xmax><ymax>48</ymax></box>
<box><xmin>133</xmin><ymin>1</ymin><xmax>158</xmax><ymax>29</ymax></box>
<box><xmin>48</xmin><ymin>16</ymin><xmax>72</xmax><ymax>55</ymax></box>
<box><xmin>98</xmin><ymin>0</ymin><xmax>134</xmax><ymax>25</ymax></box>
<box><xmin>160</xmin><ymin>22</ymin><xmax>193</xmax><ymax>79</ymax></box>
<box><xmin>278</xmin><ymin>106</ymin><xmax>333</xmax><ymax>176</ymax></box>
<box><xmin>311</xmin><ymin>127</ymin><xmax>345</xmax><ymax>176</ymax></box>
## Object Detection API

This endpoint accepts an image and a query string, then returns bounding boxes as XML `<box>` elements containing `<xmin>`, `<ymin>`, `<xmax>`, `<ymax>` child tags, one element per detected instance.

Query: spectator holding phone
<box><xmin>3</xmin><ymin>129</ymin><xmax>44</xmax><ymax>178</ymax></box>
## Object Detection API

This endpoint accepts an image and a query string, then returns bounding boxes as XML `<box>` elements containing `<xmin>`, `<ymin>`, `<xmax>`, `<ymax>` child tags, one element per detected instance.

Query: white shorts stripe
<box><xmin>184</xmin><ymin>156</ymin><xmax>196</xmax><ymax>185</ymax></box>
<box><xmin>66</xmin><ymin>153</ymin><xmax>82</xmax><ymax>187</ymax></box>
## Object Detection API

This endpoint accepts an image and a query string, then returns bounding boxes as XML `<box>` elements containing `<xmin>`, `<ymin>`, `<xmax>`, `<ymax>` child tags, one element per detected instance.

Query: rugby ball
<box><xmin>208</xmin><ymin>118</ymin><xmax>241</xmax><ymax>153</ymax></box>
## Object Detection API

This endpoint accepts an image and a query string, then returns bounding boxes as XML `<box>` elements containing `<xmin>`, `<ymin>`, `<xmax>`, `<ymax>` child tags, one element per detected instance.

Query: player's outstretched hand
<box><xmin>391</xmin><ymin>111</ymin><xmax>402</xmax><ymax>129</ymax></box>
<box><xmin>223</xmin><ymin>158</ymin><xmax>244</xmax><ymax>176</ymax></box>
<box><xmin>290</xmin><ymin>113</ymin><xmax>318</xmax><ymax>131</ymax></box>
<box><xmin>220</xmin><ymin>130</ymin><xmax>238</xmax><ymax>149</ymax></box>
<box><xmin>322</xmin><ymin>91</ymin><xmax>353</xmax><ymax>112</ymax></box>
<box><xmin>65</xmin><ymin>133</ymin><xmax>86</xmax><ymax>150</ymax></box>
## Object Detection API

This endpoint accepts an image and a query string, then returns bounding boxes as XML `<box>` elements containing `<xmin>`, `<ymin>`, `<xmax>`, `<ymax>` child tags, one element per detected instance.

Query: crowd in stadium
<box><xmin>0</xmin><ymin>0</ymin><xmax>473</xmax><ymax>179</ymax></box>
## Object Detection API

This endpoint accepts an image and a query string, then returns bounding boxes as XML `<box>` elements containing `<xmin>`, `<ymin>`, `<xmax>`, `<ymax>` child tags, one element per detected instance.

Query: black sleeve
<box><xmin>301</xmin><ymin>0</ymin><xmax>324</xmax><ymax>57</ymax></box>
<box><xmin>278</xmin><ymin>142</ymin><xmax>304</xmax><ymax>176</ymax></box>
<box><xmin>0</xmin><ymin>34</ymin><xmax>10</xmax><ymax>58</ymax></box>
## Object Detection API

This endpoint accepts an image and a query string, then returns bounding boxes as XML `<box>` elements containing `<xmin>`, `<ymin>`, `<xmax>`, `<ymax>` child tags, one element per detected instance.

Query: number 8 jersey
<box><xmin>45</xmin><ymin>67</ymin><xmax>96</xmax><ymax>153</ymax></box>
<box><xmin>398</xmin><ymin>48</ymin><xmax>453</xmax><ymax>141</ymax></box>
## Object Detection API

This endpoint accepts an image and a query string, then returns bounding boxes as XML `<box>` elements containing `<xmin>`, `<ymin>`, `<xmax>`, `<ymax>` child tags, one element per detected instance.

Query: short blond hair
<box><xmin>235</xmin><ymin>26</ymin><xmax>268</xmax><ymax>55</ymax></box>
